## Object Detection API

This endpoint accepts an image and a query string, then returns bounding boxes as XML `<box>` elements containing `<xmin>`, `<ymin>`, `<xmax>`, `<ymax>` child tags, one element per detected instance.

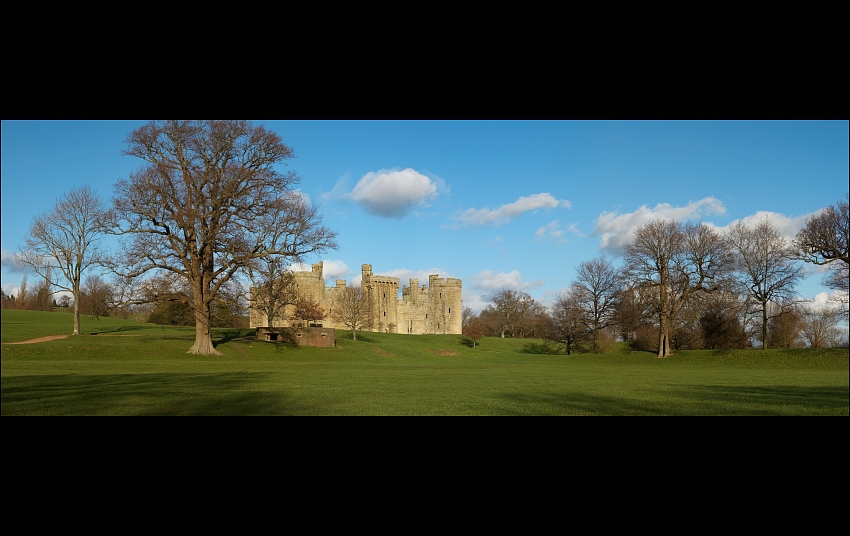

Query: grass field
<box><xmin>2</xmin><ymin>309</ymin><xmax>848</xmax><ymax>415</ymax></box>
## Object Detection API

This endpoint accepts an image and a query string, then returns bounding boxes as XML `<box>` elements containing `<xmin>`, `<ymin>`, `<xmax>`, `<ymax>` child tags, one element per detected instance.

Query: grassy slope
<box><xmin>2</xmin><ymin>309</ymin><xmax>848</xmax><ymax>415</ymax></box>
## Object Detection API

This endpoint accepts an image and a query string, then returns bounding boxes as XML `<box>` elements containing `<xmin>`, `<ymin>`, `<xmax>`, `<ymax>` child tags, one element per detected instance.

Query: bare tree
<box><xmin>33</xmin><ymin>268</ymin><xmax>55</xmax><ymax>311</ymax></box>
<box><xmin>331</xmin><ymin>284</ymin><xmax>371</xmax><ymax>340</ymax></box>
<box><xmin>800</xmin><ymin>304</ymin><xmax>842</xmax><ymax>348</ymax></box>
<box><xmin>461</xmin><ymin>306</ymin><xmax>474</xmax><ymax>331</ymax></box>
<box><xmin>624</xmin><ymin>220</ymin><xmax>733</xmax><ymax>358</ymax></box>
<box><xmin>16</xmin><ymin>274</ymin><xmax>29</xmax><ymax>310</ymax></box>
<box><xmin>294</xmin><ymin>297</ymin><xmax>325</xmax><ymax>327</ymax></box>
<box><xmin>80</xmin><ymin>275</ymin><xmax>114</xmax><ymax>320</ymax></box>
<box><xmin>572</xmin><ymin>256</ymin><xmax>620</xmax><ymax>353</ymax></box>
<box><xmin>249</xmin><ymin>257</ymin><xmax>298</xmax><ymax>329</ymax></box>
<box><xmin>15</xmin><ymin>185</ymin><xmax>107</xmax><ymax>335</ymax></box>
<box><xmin>698</xmin><ymin>290</ymin><xmax>749</xmax><ymax>349</ymax></box>
<box><xmin>726</xmin><ymin>217</ymin><xmax>804</xmax><ymax>349</ymax></box>
<box><xmin>0</xmin><ymin>289</ymin><xmax>12</xmax><ymax>309</ymax></box>
<box><xmin>793</xmin><ymin>194</ymin><xmax>849</xmax><ymax>318</ymax></box>
<box><xmin>549</xmin><ymin>288</ymin><xmax>590</xmax><ymax>355</ymax></box>
<box><xmin>767</xmin><ymin>302</ymin><xmax>804</xmax><ymax>349</ymax></box>
<box><xmin>107</xmin><ymin>120</ymin><xmax>337</xmax><ymax>355</ymax></box>
<box><xmin>612</xmin><ymin>284</ymin><xmax>648</xmax><ymax>343</ymax></box>
<box><xmin>463</xmin><ymin>315</ymin><xmax>486</xmax><ymax>348</ymax></box>
<box><xmin>485</xmin><ymin>289</ymin><xmax>545</xmax><ymax>338</ymax></box>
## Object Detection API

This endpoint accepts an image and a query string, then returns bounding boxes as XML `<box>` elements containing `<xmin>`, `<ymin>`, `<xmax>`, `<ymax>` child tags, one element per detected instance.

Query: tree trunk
<box><xmin>189</xmin><ymin>301</ymin><xmax>222</xmax><ymax>355</ymax></box>
<box><xmin>72</xmin><ymin>292</ymin><xmax>81</xmax><ymax>336</ymax></box>
<box><xmin>352</xmin><ymin>328</ymin><xmax>357</xmax><ymax>341</ymax></box>
<box><xmin>658</xmin><ymin>327</ymin><xmax>670</xmax><ymax>358</ymax></box>
<box><xmin>657</xmin><ymin>267</ymin><xmax>671</xmax><ymax>358</ymax></box>
<box><xmin>657</xmin><ymin>309</ymin><xmax>671</xmax><ymax>358</ymax></box>
<box><xmin>762</xmin><ymin>301</ymin><xmax>768</xmax><ymax>350</ymax></box>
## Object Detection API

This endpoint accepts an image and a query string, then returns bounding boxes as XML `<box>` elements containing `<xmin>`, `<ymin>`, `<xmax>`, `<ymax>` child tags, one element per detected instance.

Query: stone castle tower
<box><xmin>250</xmin><ymin>261</ymin><xmax>462</xmax><ymax>335</ymax></box>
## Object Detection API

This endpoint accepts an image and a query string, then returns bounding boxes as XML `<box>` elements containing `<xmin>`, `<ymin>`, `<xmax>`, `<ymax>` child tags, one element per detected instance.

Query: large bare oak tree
<box><xmin>15</xmin><ymin>185</ymin><xmax>107</xmax><ymax>336</ymax></box>
<box><xmin>624</xmin><ymin>220</ymin><xmax>732</xmax><ymax>358</ymax></box>
<box><xmin>107</xmin><ymin>120</ymin><xmax>337</xmax><ymax>355</ymax></box>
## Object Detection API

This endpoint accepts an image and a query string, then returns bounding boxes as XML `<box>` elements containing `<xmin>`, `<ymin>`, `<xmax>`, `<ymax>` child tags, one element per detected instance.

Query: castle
<box><xmin>250</xmin><ymin>262</ymin><xmax>463</xmax><ymax>335</ymax></box>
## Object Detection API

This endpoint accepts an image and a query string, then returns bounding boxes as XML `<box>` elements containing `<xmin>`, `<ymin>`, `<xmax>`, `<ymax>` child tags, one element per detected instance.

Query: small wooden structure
<box><xmin>256</xmin><ymin>326</ymin><xmax>335</xmax><ymax>347</ymax></box>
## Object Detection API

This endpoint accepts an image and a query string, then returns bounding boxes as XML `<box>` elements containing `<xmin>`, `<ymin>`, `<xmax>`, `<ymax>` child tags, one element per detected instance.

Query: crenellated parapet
<box><xmin>251</xmin><ymin>261</ymin><xmax>462</xmax><ymax>335</ymax></box>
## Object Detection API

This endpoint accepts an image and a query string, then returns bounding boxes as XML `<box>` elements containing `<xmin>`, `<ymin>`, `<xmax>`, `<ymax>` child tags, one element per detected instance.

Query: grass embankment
<box><xmin>2</xmin><ymin>309</ymin><xmax>847</xmax><ymax>415</ymax></box>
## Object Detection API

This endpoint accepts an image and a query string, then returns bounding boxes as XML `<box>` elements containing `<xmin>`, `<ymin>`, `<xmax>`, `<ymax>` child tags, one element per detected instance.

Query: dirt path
<box><xmin>8</xmin><ymin>335</ymin><xmax>71</xmax><ymax>344</ymax></box>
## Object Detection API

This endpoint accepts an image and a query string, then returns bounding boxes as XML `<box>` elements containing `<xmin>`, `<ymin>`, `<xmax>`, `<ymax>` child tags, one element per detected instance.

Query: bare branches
<box><xmin>572</xmin><ymin>256</ymin><xmax>620</xmax><ymax>353</ymax></box>
<box><xmin>623</xmin><ymin>220</ymin><xmax>733</xmax><ymax>357</ymax></box>
<box><xmin>249</xmin><ymin>257</ymin><xmax>298</xmax><ymax>328</ymax></box>
<box><xmin>15</xmin><ymin>185</ymin><xmax>107</xmax><ymax>335</ymax></box>
<box><xmin>726</xmin><ymin>217</ymin><xmax>804</xmax><ymax>348</ymax></box>
<box><xmin>793</xmin><ymin>193</ymin><xmax>849</xmax><ymax>266</ymax></box>
<box><xmin>331</xmin><ymin>285</ymin><xmax>372</xmax><ymax>340</ymax></box>
<box><xmin>793</xmin><ymin>194</ymin><xmax>849</xmax><ymax>317</ymax></box>
<box><xmin>109</xmin><ymin>120</ymin><xmax>338</xmax><ymax>354</ymax></box>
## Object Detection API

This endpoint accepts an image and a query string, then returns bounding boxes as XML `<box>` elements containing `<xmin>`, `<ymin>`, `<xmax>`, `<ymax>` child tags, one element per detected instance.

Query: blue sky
<box><xmin>2</xmin><ymin>120</ymin><xmax>848</xmax><ymax>316</ymax></box>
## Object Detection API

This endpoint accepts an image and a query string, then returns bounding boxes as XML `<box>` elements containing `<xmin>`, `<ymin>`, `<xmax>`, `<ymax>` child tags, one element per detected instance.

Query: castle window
<box><xmin>448</xmin><ymin>308</ymin><xmax>451</xmax><ymax>313</ymax></box>
<box><xmin>383</xmin><ymin>311</ymin><xmax>386</xmax><ymax>316</ymax></box>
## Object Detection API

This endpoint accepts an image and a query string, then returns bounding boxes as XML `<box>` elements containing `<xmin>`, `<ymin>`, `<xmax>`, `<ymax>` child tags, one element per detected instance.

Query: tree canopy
<box><xmin>107</xmin><ymin>120</ymin><xmax>337</xmax><ymax>354</ymax></box>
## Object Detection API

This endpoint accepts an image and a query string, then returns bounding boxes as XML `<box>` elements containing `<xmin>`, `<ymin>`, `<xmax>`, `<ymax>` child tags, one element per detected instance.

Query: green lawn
<box><xmin>2</xmin><ymin>309</ymin><xmax>848</xmax><ymax>415</ymax></box>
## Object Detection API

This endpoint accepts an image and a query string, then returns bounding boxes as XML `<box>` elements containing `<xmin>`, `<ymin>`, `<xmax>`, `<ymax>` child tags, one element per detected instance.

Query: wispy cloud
<box><xmin>454</xmin><ymin>193</ymin><xmax>571</xmax><ymax>227</ymax></box>
<box><xmin>534</xmin><ymin>220</ymin><xmax>583</xmax><ymax>245</ymax></box>
<box><xmin>591</xmin><ymin>197</ymin><xmax>727</xmax><ymax>254</ymax></box>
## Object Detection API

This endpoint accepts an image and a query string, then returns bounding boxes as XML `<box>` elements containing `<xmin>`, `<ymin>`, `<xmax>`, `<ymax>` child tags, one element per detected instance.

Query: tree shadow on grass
<box><xmin>88</xmin><ymin>324</ymin><xmax>149</xmax><ymax>335</ymax></box>
<box><xmin>459</xmin><ymin>336</ymin><xmax>480</xmax><ymax>348</ymax></box>
<box><xmin>214</xmin><ymin>329</ymin><xmax>261</xmax><ymax>347</ymax></box>
<box><xmin>491</xmin><ymin>384</ymin><xmax>849</xmax><ymax>415</ymax></box>
<box><xmin>339</xmin><ymin>331</ymin><xmax>379</xmax><ymax>343</ymax></box>
<box><xmin>521</xmin><ymin>341</ymin><xmax>564</xmax><ymax>355</ymax></box>
<box><xmin>1</xmin><ymin>372</ymin><xmax>318</xmax><ymax>415</ymax></box>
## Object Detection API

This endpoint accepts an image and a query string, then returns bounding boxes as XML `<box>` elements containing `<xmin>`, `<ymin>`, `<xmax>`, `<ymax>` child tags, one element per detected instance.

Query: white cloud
<box><xmin>2</xmin><ymin>282</ymin><xmax>21</xmax><ymax>297</ymax></box>
<box><xmin>462</xmin><ymin>269</ymin><xmax>546</xmax><ymax>313</ymax></box>
<box><xmin>1</xmin><ymin>249</ymin><xmax>31</xmax><ymax>274</ymax></box>
<box><xmin>455</xmin><ymin>193</ymin><xmax>571</xmax><ymax>227</ymax></box>
<box><xmin>290</xmin><ymin>259</ymin><xmax>351</xmax><ymax>283</ymax></box>
<box><xmin>346</xmin><ymin>168</ymin><xmax>440</xmax><ymax>219</ymax></box>
<box><xmin>800</xmin><ymin>290</ymin><xmax>848</xmax><ymax>314</ymax></box>
<box><xmin>461</xmin><ymin>291</ymin><xmax>491</xmax><ymax>314</ymax></box>
<box><xmin>291</xmin><ymin>189</ymin><xmax>311</xmax><ymax>207</ymax></box>
<box><xmin>470</xmin><ymin>269</ymin><xmax>545</xmax><ymax>292</ymax></box>
<box><xmin>380</xmin><ymin>267</ymin><xmax>454</xmax><ymax>284</ymax></box>
<box><xmin>705</xmin><ymin>209</ymin><xmax>821</xmax><ymax>242</ymax></box>
<box><xmin>591</xmin><ymin>197</ymin><xmax>727</xmax><ymax>254</ymax></box>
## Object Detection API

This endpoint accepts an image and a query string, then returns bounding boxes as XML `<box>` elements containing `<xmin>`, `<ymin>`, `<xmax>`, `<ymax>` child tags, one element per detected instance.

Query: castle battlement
<box><xmin>250</xmin><ymin>261</ymin><xmax>462</xmax><ymax>335</ymax></box>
